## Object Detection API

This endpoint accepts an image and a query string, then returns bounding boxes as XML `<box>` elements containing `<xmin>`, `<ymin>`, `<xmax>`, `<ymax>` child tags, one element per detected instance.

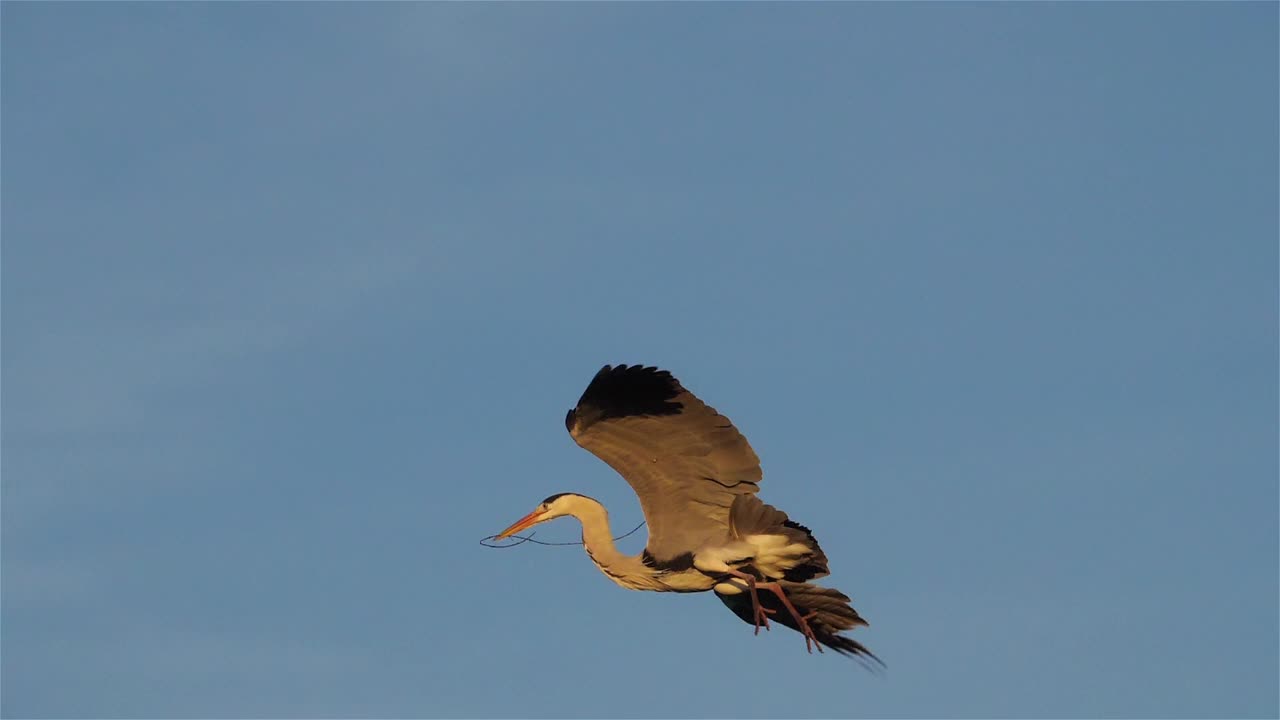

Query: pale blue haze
<box><xmin>3</xmin><ymin>4</ymin><xmax>1276</xmax><ymax>718</ymax></box>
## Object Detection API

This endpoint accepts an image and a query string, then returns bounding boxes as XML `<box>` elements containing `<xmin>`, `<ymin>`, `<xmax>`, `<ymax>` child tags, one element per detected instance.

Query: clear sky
<box><xmin>3</xmin><ymin>4</ymin><xmax>1276</xmax><ymax>718</ymax></box>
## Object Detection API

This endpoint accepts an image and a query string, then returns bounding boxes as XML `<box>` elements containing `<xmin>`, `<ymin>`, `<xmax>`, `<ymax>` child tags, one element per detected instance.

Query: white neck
<box><xmin>559</xmin><ymin>495</ymin><xmax>665</xmax><ymax>591</ymax></box>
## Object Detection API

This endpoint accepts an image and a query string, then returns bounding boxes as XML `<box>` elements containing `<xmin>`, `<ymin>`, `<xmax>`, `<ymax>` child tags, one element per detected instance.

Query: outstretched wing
<box><xmin>564</xmin><ymin>364</ymin><xmax>763</xmax><ymax>564</ymax></box>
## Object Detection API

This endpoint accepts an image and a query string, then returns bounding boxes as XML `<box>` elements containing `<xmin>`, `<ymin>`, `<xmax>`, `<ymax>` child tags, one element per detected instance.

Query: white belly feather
<box><xmin>695</xmin><ymin>533</ymin><xmax>814</xmax><ymax>592</ymax></box>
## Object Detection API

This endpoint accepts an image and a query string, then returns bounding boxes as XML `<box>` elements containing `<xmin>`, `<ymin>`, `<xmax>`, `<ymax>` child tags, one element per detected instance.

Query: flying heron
<box><xmin>496</xmin><ymin>364</ymin><xmax>879</xmax><ymax>664</ymax></box>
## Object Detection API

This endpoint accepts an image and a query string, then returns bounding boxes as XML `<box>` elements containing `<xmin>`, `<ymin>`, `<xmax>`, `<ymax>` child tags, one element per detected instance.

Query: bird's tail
<box><xmin>718</xmin><ymin>581</ymin><xmax>883</xmax><ymax>669</ymax></box>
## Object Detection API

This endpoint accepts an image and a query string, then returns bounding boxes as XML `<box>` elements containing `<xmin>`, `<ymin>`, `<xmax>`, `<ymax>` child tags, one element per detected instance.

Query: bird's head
<box><xmin>495</xmin><ymin>492</ymin><xmax>586</xmax><ymax>539</ymax></box>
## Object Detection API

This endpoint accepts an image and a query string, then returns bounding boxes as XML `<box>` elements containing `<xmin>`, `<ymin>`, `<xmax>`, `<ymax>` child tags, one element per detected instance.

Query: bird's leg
<box><xmin>726</xmin><ymin>569</ymin><xmax>774</xmax><ymax>634</ymax></box>
<box><xmin>757</xmin><ymin>582</ymin><xmax>823</xmax><ymax>654</ymax></box>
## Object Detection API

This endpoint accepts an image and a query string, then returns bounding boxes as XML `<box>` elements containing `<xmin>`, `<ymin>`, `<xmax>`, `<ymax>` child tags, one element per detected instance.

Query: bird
<box><xmin>495</xmin><ymin>364</ymin><xmax>880</xmax><ymax>666</ymax></box>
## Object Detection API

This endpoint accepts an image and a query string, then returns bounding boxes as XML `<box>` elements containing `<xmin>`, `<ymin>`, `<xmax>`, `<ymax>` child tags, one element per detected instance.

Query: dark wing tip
<box><xmin>782</xmin><ymin>519</ymin><xmax>815</xmax><ymax>536</ymax></box>
<box><xmin>822</xmin><ymin>634</ymin><xmax>886</xmax><ymax>671</ymax></box>
<box><xmin>565</xmin><ymin>364</ymin><xmax>684</xmax><ymax>434</ymax></box>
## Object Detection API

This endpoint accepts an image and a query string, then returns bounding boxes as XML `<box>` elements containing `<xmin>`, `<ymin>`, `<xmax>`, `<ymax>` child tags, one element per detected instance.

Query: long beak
<box><xmin>496</xmin><ymin>509</ymin><xmax>547</xmax><ymax>540</ymax></box>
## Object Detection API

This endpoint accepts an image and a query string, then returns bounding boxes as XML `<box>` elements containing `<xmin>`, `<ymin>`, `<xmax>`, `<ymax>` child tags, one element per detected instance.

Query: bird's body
<box><xmin>497</xmin><ymin>364</ymin><xmax>879</xmax><ymax>665</ymax></box>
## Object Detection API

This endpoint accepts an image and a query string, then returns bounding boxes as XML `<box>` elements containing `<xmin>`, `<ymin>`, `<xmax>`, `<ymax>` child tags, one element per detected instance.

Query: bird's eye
<box><xmin>539</xmin><ymin>503</ymin><xmax>549</xmax><ymax>512</ymax></box>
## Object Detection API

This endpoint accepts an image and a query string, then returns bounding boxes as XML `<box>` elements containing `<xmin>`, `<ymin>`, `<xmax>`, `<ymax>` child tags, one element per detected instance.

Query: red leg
<box><xmin>758</xmin><ymin>582</ymin><xmax>823</xmax><ymax>654</ymax></box>
<box><xmin>727</xmin><ymin>569</ymin><xmax>775</xmax><ymax>634</ymax></box>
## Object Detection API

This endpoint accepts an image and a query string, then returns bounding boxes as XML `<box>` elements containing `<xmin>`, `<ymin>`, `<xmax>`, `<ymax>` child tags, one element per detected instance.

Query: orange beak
<box><xmin>496</xmin><ymin>508</ymin><xmax>547</xmax><ymax>540</ymax></box>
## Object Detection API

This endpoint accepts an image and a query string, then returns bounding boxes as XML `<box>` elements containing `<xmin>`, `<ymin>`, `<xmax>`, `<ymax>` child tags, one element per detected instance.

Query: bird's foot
<box><xmin>753</xmin><ymin>604</ymin><xmax>776</xmax><ymax>634</ymax></box>
<box><xmin>726</xmin><ymin>569</ymin><xmax>773</xmax><ymax>636</ymax></box>
<box><xmin>761</xmin><ymin>583</ymin><xmax>824</xmax><ymax>654</ymax></box>
<box><xmin>796</xmin><ymin>611</ymin><xmax>822</xmax><ymax>654</ymax></box>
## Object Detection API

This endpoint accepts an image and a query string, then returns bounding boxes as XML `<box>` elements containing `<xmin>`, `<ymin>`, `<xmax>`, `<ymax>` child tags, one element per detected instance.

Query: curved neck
<box><xmin>564</xmin><ymin>496</ymin><xmax>660</xmax><ymax>590</ymax></box>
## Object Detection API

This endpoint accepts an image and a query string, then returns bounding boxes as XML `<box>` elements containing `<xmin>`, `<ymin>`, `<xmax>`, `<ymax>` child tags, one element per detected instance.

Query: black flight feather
<box><xmin>565</xmin><ymin>364</ymin><xmax>684</xmax><ymax>434</ymax></box>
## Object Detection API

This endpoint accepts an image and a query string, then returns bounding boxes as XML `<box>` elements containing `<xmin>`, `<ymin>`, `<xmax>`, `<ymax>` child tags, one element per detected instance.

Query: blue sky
<box><xmin>2</xmin><ymin>4</ymin><xmax>1276</xmax><ymax>718</ymax></box>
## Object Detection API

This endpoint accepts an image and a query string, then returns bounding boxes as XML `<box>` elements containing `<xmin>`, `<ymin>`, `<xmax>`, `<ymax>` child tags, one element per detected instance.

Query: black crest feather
<box><xmin>540</xmin><ymin>492</ymin><xmax>582</xmax><ymax>505</ymax></box>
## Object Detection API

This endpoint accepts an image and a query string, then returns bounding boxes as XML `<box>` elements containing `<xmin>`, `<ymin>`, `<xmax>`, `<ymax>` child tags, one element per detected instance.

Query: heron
<box><xmin>496</xmin><ymin>364</ymin><xmax>880</xmax><ymax>665</ymax></box>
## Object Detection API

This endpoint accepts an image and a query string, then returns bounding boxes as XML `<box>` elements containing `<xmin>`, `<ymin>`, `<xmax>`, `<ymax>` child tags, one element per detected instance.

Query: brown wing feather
<box><xmin>728</xmin><ymin>495</ymin><xmax>830</xmax><ymax>582</ymax></box>
<box><xmin>565</xmin><ymin>365</ymin><xmax>763</xmax><ymax>562</ymax></box>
